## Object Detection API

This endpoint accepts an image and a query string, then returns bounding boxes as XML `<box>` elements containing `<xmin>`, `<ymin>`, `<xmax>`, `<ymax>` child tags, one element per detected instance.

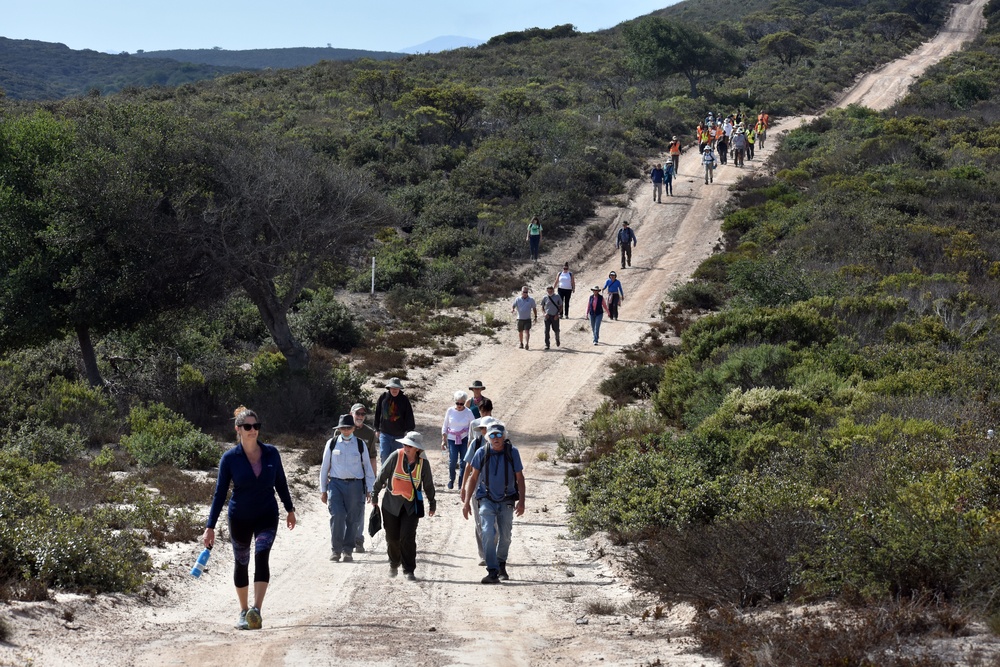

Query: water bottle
<box><xmin>190</xmin><ymin>547</ymin><xmax>212</xmax><ymax>578</ymax></box>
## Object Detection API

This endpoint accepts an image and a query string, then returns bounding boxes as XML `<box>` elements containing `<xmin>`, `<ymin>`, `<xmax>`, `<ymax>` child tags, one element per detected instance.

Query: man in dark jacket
<box><xmin>374</xmin><ymin>377</ymin><xmax>416</xmax><ymax>464</ymax></box>
<box><xmin>616</xmin><ymin>221</ymin><xmax>637</xmax><ymax>270</ymax></box>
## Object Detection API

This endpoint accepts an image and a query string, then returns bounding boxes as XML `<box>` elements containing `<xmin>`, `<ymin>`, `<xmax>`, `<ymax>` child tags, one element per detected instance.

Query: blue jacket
<box><xmin>650</xmin><ymin>167</ymin><xmax>664</xmax><ymax>183</ymax></box>
<box><xmin>206</xmin><ymin>442</ymin><xmax>295</xmax><ymax>528</ymax></box>
<box><xmin>616</xmin><ymin>227</ymin><xmax>637</xmax><ymax>248</ymax></box>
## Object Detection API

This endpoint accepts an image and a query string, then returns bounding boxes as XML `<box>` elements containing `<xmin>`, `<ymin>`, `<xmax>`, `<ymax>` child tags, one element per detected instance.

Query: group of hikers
<box><xmin>651</xmin><ymin>109</ymin><xmax>771</xmax><ymax>188</ymax></box>
<box><xmin>202</xmin><ymin>377</ymin><xmax>526</xmax><ymax>630</ymax></box>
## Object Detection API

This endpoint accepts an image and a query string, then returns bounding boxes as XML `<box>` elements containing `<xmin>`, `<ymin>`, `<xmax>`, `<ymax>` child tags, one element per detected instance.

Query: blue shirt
<box><xmin>319</xmin><ymin>434</ymin><xmax>375</xmax><ymax>494</ymax></box>
<box><xmin>206</xmin><ymin>443</ymin><xmax>294</xmax><ymax>528</ymax></box>
<box><xmin>471</xmin><ymin>443</ymin><xmax>524</xmax><ymax>502</ymax></box>
<box><xmin>604</xmin><ymin>278</ymin><xmax>623</xmax><ymax>296</ymax></box>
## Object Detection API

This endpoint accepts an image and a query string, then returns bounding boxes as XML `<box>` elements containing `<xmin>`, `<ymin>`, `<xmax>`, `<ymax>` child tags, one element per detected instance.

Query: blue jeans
<box><xmin>589</xmin><ymin>312</ymin><xmax>604</xmax><ymax>343</ymax></box>
<box><xmin>448</xmin><ymin>438</ymin><xmax>468</xmax><ymax>486</ymax></box>
<box><xmin>479</xmin><ymin>497</ymin><xmax>515</xmax><ymax>574</ymax></box>
<box><xmin>326</xmin><ymin>478</ymin><xmax>365</xmax><ymax>555</ymax></box>
<box><xmin>528</xmin><ymin>234</ymin><xmax>540</xmax><ymax>260</ymax></box>
<box><xmin>379</xmin><ymin>432</ymin><xmax>401</xmax><ymax>465</ymax></box>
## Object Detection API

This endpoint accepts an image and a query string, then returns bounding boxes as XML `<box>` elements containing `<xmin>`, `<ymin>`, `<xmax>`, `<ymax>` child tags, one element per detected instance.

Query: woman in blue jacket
<box><xmin>203</xmin><ymin>406</ymin><xmax>296</xmax><ymax>631</ymax></box>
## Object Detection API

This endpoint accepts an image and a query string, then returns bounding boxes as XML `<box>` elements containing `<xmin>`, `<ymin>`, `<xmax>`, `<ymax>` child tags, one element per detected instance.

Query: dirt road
<box><xmin>0</xmin><ymin>3</ymin><xmax>987</xmax><ymax>665</ymax></box>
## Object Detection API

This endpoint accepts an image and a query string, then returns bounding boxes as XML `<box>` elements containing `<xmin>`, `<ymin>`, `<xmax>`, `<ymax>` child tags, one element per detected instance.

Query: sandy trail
<box><xmin>0</xmin><ymin>3</ymin><xmax>987</xmax><ymax>665</ymax></box>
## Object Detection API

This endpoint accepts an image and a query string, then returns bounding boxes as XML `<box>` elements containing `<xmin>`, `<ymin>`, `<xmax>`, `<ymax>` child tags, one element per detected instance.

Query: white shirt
<box><xmin>557</xmin><ymin>271</ymin><xmax>574</xmax><ymax>290</ymax></box>
<box><xmin>319</xmin><ymin>434</ymin><xmax>374</xmax><ymax>494</ymax></box>
<box><xmin>442</xmin><ymin>406</ymin><xmax>476</xmax><ymax>443</ymax></box>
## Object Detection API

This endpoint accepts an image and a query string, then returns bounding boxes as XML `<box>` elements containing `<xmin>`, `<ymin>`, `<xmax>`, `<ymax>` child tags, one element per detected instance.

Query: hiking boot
<box><xmin>499</xmin><ymin>562</ymin><xmax>509</xmax><ymax>581</ymax></box>
<box><xmin>405</xmin><ymin>572</ymin><xmax>417</xmax><ymax>582</ymax></box>
<box><xmin>245</xmin><ymin>606</ymin><xmax>262</xmax><ymax>630</ymax></box>
<box><xmin>479</xmin><ymin>559</ymin><xmax>487</xmax><ymax>567</ymax></box>
<box><xmin>525</xmin><ymin>343</ymin><xmax>529</xmax><ymax>350</ymax></box>
<box><xmin>481</xmin><ymin>572</ymin><xmax>501</xmax><ymax>585</ymax></box>
<box><xmin>544</xmin><ymin>345</ymin><xmax>550</xmax><ymax>350</ymax></box>
<box><xmin>342</xmin><ymin>553</ymin><xmax>354</xmax><ymax>562</ymax></box>
<box><xmin>355</xmin><ymin>539</ymin><xmax>366</xmax><ymax>553</ymax></box>
<box><xmin>389</xmin><ymin>565</ymin><xmax>399</xmax><ymax>578</ymax></box>
<box><xmin>236</xmin><ymin>609</ymin><xmax>250</xmax><ymax>630</ymax></box>
<box><xmin>330</xmin><ymin>551</ymin><xmax>341</xmax><ymax>562</ymax></box>
<box><xmin>447</xmin><ymin>480</ymin><xmax>454</xmax><ymax>490</ymax></box>
<box><xmin>518</xmin><ymin>342</ymin><xmax>523</xmax><ymax>349</ymax></box>
<box><xmin>556</xmin><ymin>335</ymin><xmax>560</xmax><ymax>347</ymax></box>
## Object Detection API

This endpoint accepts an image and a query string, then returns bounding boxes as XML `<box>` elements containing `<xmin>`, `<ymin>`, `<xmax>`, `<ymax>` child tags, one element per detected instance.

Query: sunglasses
<box><xmin>488</xmin><ymin>432</ymin><xmax>505</xmax><ymax>439</ymax></box>
<box><xmin>239</xmin><ymin>423</ymin><xmax>262</xmax><ymax>431</ymax></box>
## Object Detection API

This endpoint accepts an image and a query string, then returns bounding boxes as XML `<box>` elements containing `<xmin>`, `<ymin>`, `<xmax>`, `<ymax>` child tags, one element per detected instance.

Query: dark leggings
<box><xmin>557</xmin><ymin>288</ymin><xmax>572</xmax><ymax>317</ymax></box>
<box><xmin>229</xmin><ymin>514</ymin><xmax>278</xmax><ymax>587</ymax></box>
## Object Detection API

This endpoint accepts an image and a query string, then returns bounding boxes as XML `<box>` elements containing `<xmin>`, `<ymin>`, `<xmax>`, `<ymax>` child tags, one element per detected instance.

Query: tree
<box><xmin>186</xmin><ymin>133</ymin><xmax>397</xmax><ymax>371</ymax></box>
<box><xmin>866</xmin><ymin>13</ymin><xmax>921</xmax><ymax>45</ymax></box>
<box><xmin>759</xmin><ymin>32</ymin><xmax>818</xmax><ymax>67</ymax></box>
<box><xmin>399</xmin><ymin>83</ymin><xmax>486</xmax><ymax>142</ymax></box>
<box><xmin>622</xmin><ymin>17</ymin><xmax>740</xmax><ymax>98</ymax></box>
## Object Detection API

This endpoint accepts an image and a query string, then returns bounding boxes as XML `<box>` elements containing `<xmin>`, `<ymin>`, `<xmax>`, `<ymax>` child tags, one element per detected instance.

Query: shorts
<box><xmin>517</xmin><ymin>318</ymin><xmax>532</xmax><ymax>332</ymax></box>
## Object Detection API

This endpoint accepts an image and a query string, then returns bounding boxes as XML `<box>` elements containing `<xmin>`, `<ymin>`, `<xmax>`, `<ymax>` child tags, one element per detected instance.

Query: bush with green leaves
<box><xmin>1</xmin><ymin>420</ymin><xmax>86</xmax><ymax>463</ymax></box>
<box><xmin>121</xmin><ymin>403</ymin><xmax>220</xmax><ymax>469</ymax></box>
<box><xmin>290</xmin><ymin>287</ymin><xmax>363</xmax><ymax>353</ymax></box>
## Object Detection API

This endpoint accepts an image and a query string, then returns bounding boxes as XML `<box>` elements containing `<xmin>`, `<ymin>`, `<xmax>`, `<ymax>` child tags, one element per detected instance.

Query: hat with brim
<box><xmin>477</xmin><ymin>416</ymin><xmax>498</xmax><ymax>431</ymax></box>
<box><xmin>591</xmin><ymin>286</ymin><xmax>601</xmax><ymax>292</ymax></box>
<box><xmin>385</xmin><ymin>377</ymin><xmax>404</xmax><ymax>389</ymax></box>
<box><xmin>469</xmin><ymin>380</ymin><xmax>486</xmax><ymax>390</ymax></box>
<box><xmin>336</xmin><ymin>414</ymin><xmax>355</xmax><ymax>430</ymax></box>
<box><xmin>397</xmin><ymin>431</ymin><xmax>427</xmax><ymax>450</ymax></box>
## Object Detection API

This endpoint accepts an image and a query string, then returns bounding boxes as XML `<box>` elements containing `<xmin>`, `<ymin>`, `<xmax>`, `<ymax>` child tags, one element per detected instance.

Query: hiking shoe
<box><xmin>447</xmin><ymin>480</ymin><xmax>454</xmax><ymax>490</ymax></box>
<box><xmin>479</xmin><ymin>559</ymin><xmax>487</xmax><ymax>566</ymax></box>
<box><xmin>499</xmin><ymin>562</ymin><xmax>509</xmax><ymax>581</ymax></box>
<box><xmin>518</xmin><ymin>342</ymin><xmax>523</xmax><ymax>349</ymax></box>
<box><xmin>355</xmin><ymin>539</ymin><xmax>366</xmax><ymax>553</ymax></box>
<box><xmin>389</xmin><ymin>565</ymin><xmax>399</xmax><ymax>578</ymax></box>
<box><xmin>556</xmin><ymin>337</ymin><xmax>560</xmax><ymax>347</ymax></box>
<box><xmin>481</xmin><ymin>572</ymin><xmax>501</xmax><ymax>585</ymax></box>
<box><xmin>405</xmin><ymin>572</ymin><xmax>417</xmax><ymax>582</ymax></box>
<box><xmin>246</xmin><ymin>606</ymin><xmax>262</xmax><ymax>630</ymax></box>
<box><xmin>342</xmin><ymin>553</ymin><xmax>354</xmax><ymax>562</ymax></box>
<box><xmin>525</xmin><ymin>343</ymin><xmax>529</xmax><ymax>350</ymax></box>
<box><xmin>330</xmin><ymin>551</ymin><xmax>341</xmax><ymax>562</ymax></box>
<box><xmin>544</xmin><ymin>345</ymin><xmax>550</xmax><ymax>350</ymax></box>
<box><xmin>236</xmin><ymin>609</ymin><xmax>250</xmax><ymax>630</ymax></box>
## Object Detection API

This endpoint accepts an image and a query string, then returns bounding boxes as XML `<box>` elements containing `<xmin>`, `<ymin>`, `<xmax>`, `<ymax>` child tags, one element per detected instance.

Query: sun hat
<box><xmin>591</xmin><ymin>286</ymin><xmax>601</xmax><ymax>292</ymax></box>
<box><xmin>385</xmin><ymin>377</ymin><xmax>404</xmax><ymax>389</ymax></box>
<box><xmin>477</xmin><ymin>416</ymin><xmax>498</xmax><ymax>431</ymax></box>
<box><xmin>350</xmin><ymin>403</ymin><xmax>367</xmax><ymax>414</ymax></box>
<box><xmin>469</xmin><ymin>380</ymin><xmax>486</xmax><ymax>390</ymax></box>
<box><xmin>454</xmin><ymin>390</ymin><xmax>468</xmax><ymax>403</ymax></box>
<box><xmin>397</xmin><ymin>431</ymin><xmax>427</xmax><ymax>450</ymax></box>
<box><xmin>487</xmin><ymin>422</ymin><xmax>506</xmax><ymax>437</ymax></box>
<box><xmin>336</xmin><ymin>414</ymin><xmax>355</xmax><ymax>429</ymax></box>
<box><xmin>623</xmin><ymin>220</ymin><xmax>630</xmax><ymax>226</ymax></box>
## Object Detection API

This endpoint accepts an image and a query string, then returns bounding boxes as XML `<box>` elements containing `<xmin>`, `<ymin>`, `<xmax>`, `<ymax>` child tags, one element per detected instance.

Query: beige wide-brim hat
<box><xmin>397</xmin><ymin>431</ymin><xmax>427</xmax><ymax>450</ymax></box>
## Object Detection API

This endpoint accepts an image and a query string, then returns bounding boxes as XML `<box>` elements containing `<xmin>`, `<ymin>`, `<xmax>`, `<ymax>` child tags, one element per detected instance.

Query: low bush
<box><xmin>598</xmin><ymin>364</ymin><xmax>664</xmax><ymax>405</ymax></box>
<box><xmin>290</xmin><ymin>288</ymin><xmax>364</xmax><ymax>353</ymax></box>
<box><xmin>557</xmin><ymin>402</ymin><xmax>664</xmax><ymax>463</ymax></box>
<box><xmin>1</xmin><ymin>420</ymin><xmax>86</xmax><ymax>463</ymax></box>
<box><xmin>668</xmin><ymin>281</ymin><xmax>724</xmax><ymax>311</ymax></box>
<box><xmin>121</xmin><ymin>403</ymin><xmax>220</xmax><ymax>469</ymax></box>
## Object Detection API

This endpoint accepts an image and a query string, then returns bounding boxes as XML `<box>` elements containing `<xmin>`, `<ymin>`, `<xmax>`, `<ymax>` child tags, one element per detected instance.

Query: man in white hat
<box><xmin>462</xmin><ymin>421</ymin><xmax>525</xmax><ymax>584</ymax></box>
<box><xmin>320</xmin><ymin>414</ymin><xmax>375</xmax><ymax>562</ymax></box>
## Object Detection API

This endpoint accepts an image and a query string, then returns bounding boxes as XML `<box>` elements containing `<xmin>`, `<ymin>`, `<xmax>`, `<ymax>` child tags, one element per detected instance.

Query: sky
<box><xmin>2</xmin><ymin>0</ymin><xmax>677</xmax><ymax>54</ymax></box>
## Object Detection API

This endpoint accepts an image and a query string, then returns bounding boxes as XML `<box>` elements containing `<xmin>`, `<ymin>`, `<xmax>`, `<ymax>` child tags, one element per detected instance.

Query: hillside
<box><xmin>133</xmin><ymin>46</ymin><xmax>405</xmax><ymax>69</ymax></box>
<box><xmin>0</xmin><ymin>37</ymin><xmax>243</xmax><ymax>99</ymax></box>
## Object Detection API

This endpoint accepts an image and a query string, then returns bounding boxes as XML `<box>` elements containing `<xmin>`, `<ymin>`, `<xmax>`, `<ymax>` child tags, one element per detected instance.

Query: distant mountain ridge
<box><xmin>134</xmin><ymin>46</ymin><xmax>405</xmax><ymax>69</ymax></box>
<box><xmin>399</xmin><ymin>36</ymin><xmax>484</xmax><ymax>53</ymax></box>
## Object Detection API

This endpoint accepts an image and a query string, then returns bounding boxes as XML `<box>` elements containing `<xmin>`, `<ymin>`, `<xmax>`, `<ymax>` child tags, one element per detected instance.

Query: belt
<box><xmin>329</xmin><ymin>477</ymin><xmax>364</xmax><ymax>481</ymax></box>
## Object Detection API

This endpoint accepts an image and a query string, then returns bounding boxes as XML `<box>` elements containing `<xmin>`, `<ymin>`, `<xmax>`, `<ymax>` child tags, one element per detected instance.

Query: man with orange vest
<box><xmin>668</xmin><ymin>135</ymin><xmax>682</xmax><ymax>175</ymax></box>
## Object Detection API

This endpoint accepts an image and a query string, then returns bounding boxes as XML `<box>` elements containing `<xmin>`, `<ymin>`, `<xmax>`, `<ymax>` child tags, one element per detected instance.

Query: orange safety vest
<box><xmin>389</xmin><ymin>453</ymin><xmax>423</xmax><ymax>501</ymax></box>
<box><xmin>758</xmin><ymin>113</ymin><xmax>769</xmax><ymax>129</ymax></box>
<box><xmin>669</xmin><ymin>140</ymin><xmax>681</xmax><ymax>155</ymax></box>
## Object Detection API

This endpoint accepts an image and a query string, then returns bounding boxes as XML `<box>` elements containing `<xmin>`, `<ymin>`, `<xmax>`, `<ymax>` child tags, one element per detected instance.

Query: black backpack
<box><xmin>327</xmin><ymin>435</ymin><xmax>369</xmax><ymax>487</ymax></box>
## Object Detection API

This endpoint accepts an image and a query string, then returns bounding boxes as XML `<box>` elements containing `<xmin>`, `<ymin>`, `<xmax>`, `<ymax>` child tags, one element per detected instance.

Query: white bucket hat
<box><xmin>397</xmin><ymin>431</ymin><xmax>427</xmax><ymax>451</ymax></box>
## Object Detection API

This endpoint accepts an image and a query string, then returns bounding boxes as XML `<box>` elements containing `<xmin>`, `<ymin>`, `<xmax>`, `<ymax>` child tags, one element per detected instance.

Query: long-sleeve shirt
<box><xmin>206</xmin><ymin>443</ymin><xmax>294</xmax><ymax>529</ymax></box>
<box><xmin>373</xmin><ymin>391</ymin><xmax>415</xmax><ymax>436</ymax></box>
<box><xmin>319</xmin><ymin>434</ymin><xmax>375</xmax><ymax>494</ymax></box>
<box><xmin>373</xmin><ymin>450</ymin><xmax>437</xmax><ymax>517</ymax></box>
<box><xmin>616</xmin><ymin>227</ymin><xmax>637</xmax><ymax>248</ymax></box>
<box><xmin>442</xmin><ymin>406</ymin><xmax>476</xmax><ymax>443</ymax></box>
<box><xmin>586</xmin><ymin>293</ymin><xmax>610</xmax><ymax>316</ymax></box>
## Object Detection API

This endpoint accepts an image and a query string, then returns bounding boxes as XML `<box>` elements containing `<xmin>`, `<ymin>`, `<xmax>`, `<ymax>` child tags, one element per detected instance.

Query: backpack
<box><xmin>328</xmin><ymin>435</ymin><xmax>369</xmax><ymax>487</ymax></box>
<box><xmin>481</xmin><ymin>439</ymin><xmax>518</xmax><ymax>502</ymax></box>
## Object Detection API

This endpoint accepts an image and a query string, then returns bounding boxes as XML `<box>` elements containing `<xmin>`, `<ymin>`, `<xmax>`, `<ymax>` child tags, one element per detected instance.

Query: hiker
<box><xmin>585</xmin><ymin>285</ymin><xmax>611</xmax><ymax>345</ymax></box>
<box><xmin>650</xmin><ymin>163</ymin><xmax>665</xmax><ymax>203</ymax></box>
<box><xmin>702</xmin><ymin>146</ymin><xmax>717</xmax><ymax>184</ymax></box>
<box><xmin>372</xmin><ymin>431</ymin><xmax>436</xmax><ymax>581</ymax></box>
<box><xmin>732</xmin><ymin>128</ymin><xmax>747</xmax><ymax>167</ymax></box>
<box><xmin>668</xmin><ymin>136</ymin><xmax>682</xmax><ymax>175</ymax></box>
<box><xmin>616</xmin><ymin>220</ymin><xmax>637</xmax><ymax>270</ymax></box>
<box><xmin>696</xmin><ymin>122</ymin><xmax>708</xmax><ymax>154</ymax></box>
<box><xmin>663</xmin><ymin>160</ymin><xmax>675</xmax><ymax>196</ymax></box>
<box><xmin>465</xmin><ymin>380</ymin><xmax>489</xmax><ymax>418</ymax></box>
<box><xmin>320</xmin><ymin>414</ymin><xmax>375</xmax><ymax>563</ymax></box>
<box><xmin>461</xmin><ymin>415</ymin><xmax>497</xmax><ymax>566</ymax></box>
<box><xmin>441</xmin><ymin>390</ymin><xmax>476</xmax><ymax>490</ymax></box>
<box><xmin>554</xmin><ymin>262</ymin><xmax>575</xmax><ymax>317</ymax></box>
<box><xmin>526</xmin><ymin>216</ymin><xmax>542</xmax><ymax>262</ymax></box>
<box><xmin>374</xmin><ymin>377</ymin><xmax>416</xmax><ymax>464</ymax></box>
<box><xmin>511</xmin><ymin>285</ymin><xmax>537</xmax><ymax>350</ymax></box>
<box><xmin>462</xmin><ymin>421</ymin><xmax>525</xmax><ymax>584</ymax></box>
<box><xmin>755</xmin><ymin>116</ymin><xmax>767</xmax><ymax>150</ymax></box>
<box><xmin>716</xmin><ymin>130</ymin><xmax>729</xmax><ymax>166</ymax></box>
<box><xmin>757</xmin><ymin>110</ymin><xmax>770</xmax><ymax>131</ymax></box>
<box><xmin>745</xmin><ymin>125</ymin><xmax>756</xmax><ymax>160</ymax></box>
<box><xmin>540</xmin><ymin>285</ymin><xmax>563</xmax><ymax>349</ymax></box>
<box><xmin>349</xmin><ymin>403</ymin><xmax>378</xmax><ymax>554</ymax></box>
<box><xmin>603</xmin><ymin>271</ymin><xmax>625</xmax><ymax>321</ymax></box>
<box><xmin>203</xmin><ymin>406</ymin><xmax>296</xmax><ymax>631</ymax></box>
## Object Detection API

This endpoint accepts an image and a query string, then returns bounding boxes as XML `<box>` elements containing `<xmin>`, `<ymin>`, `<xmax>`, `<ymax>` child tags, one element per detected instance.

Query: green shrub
<box><xmin>1</xmin><ymin>420</ymin><xmax>86</xmax><ymax>463</ymax></box>
<box><xmin>121</xmin><ymin>403</ymin><xmax>220</xmax><ymax>469</ymax></box>
<box><xmin>32</xmin><ymin>376</ymin><xmax>117</xmax><ymax>445</ymax></box>
<box><xmin>557</xmin><ymin>402</ymin><xmax>664</xmax><ymax>463</ymax></box>
<box><xmin>598</xmin><ymin>364</ymin><xmax>664</xmax><ymax>405</ymax></box>
<box><xmin>668</xmin><ymin>281</ymin><xmax>723</xmax><ymax>310</ymax></box>
<box><xmin>290</xmin><ymin>288</ymin><xmax>363</xmax><ymax>353</ymax></box>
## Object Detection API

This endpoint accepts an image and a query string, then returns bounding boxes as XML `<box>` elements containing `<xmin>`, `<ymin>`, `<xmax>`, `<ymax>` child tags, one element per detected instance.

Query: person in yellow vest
<box><xmin>668</xmin><ymin>136</ymin><xmax>682</xmax><ymax>175</ymax></box>
<box><xmin>371</xmin><ymin>431</ymin><xmax>436</xmax><ymax>581</ymax></box>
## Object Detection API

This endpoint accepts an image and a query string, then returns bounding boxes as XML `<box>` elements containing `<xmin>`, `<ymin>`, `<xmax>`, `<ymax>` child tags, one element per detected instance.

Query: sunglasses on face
<box><xmin>239</xmin><ymin>423</ymin><xmax>262</xmax><ymax>431</ymax></box>
<box><xmin>488</xmin><ymin>433</ymin><xmax>504</xmax><ymax>439</ymax></box>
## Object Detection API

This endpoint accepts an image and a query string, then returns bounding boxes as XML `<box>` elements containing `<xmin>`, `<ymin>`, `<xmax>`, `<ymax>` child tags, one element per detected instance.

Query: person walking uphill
<box><xmin>511</xmin><ymin>285</ymin><xmax>538</xmax><ymax>350</ymax></box>
<box><xmin>349</xmin><ymin>403</ymin><xmax>378</xmax><ymax>553</ymax></box>
<box><xmin>617</xmin><ymin>220</ymin><xmax>637</xmax><ymax>270</ymax></box>
<box><xmin>650</xmin><ymin>163</ymin><xmax>664</xmax><ymax>203</ymax></box>
<box><xmin>372</xmin><ymin>431</ymin><xmax>436</xmax><ymax>581</ymax></box>
<box><xmin>585</xmin><ymin>286</ymin><xmax>610</xmax><ymax>345</ymax></box>
<box><xmin>540</xmin><ymin>285</ymin><xmax>563</xmax><ymax>350</ymax></box>
<box><xmin>320</xmin><ymin>414</ymin><xmax>375</xmax><ymax>563</ymax></box>
<box><xmin>554</xmin><ymin>262</ymin><xmax>575</xmax><ymax>317</ymax></box>
<box><xmin>526</xmin><ymin>216</ymin><xmax>542</xmax><ymax>262</ymax></box>
<box><xmin>462</xmin><ymin>421</ymin><xmax>525</xmax><ymax>584</ymax></box>
<box><xmin>374</xmin><ymin>377</ymin><xmax>416</xmax><ymax>465</ymax></box>
<box><xmin>203</xmin><ymin>406</ymin><xmax>296</xmax><ymax>631</ymax></box>
<box><xmin>441</xmin><ymin>391</ymin><xmax>476</xmax><ymax>490</ymax></box>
